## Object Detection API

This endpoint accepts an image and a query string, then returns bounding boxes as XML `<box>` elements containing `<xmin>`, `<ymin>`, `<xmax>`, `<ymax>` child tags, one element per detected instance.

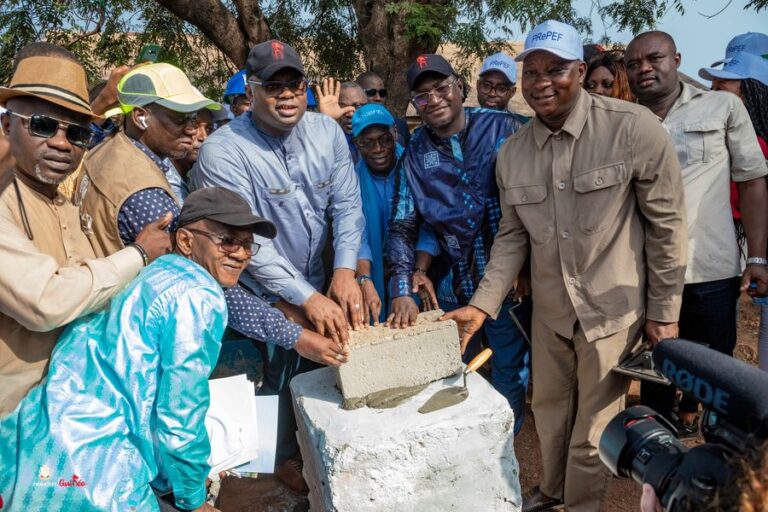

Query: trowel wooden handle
<box><xmin>464</xmin><ymin>348</ymin><xmax>493</xmax><ymax>374</ymax></box>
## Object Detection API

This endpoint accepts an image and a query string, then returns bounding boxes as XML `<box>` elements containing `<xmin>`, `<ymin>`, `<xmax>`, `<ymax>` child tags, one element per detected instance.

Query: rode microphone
<box><xmin>653</xmin><ymin>339</ymin><xmax>768</xmax><ymax>436</ymax></box>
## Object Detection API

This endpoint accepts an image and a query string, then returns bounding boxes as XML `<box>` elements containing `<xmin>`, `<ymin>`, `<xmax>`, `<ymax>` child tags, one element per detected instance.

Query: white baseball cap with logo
<box><xmin>699</xmin><ymin>51</ymin><xmax>768</xmax><ymax>87</ymax></box>
<box><xmin>710</xmin><ymin>32</ymin><xmax>768</xmax><ymax>67</ymax></box>
<box><xmin>514</xmin><ymin>20</ymin><xmax>584</xmax><ymax>62</ymax></box>
<box><xmin>480</xmin><ymin>52</ymin><xmax>517</xmax><ymax>84</ymax></box>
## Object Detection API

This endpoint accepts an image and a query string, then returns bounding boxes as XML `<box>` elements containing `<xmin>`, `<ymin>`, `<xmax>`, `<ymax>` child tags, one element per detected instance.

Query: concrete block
<box><xmin>335</xmin><ymin>310</ymin><xmax>463</xmax><ymax>403</ymax></box>
<box><xmin>290</xmin><ymin>367</ymin><xmax>521</xmax><ymax>512</ymax></box>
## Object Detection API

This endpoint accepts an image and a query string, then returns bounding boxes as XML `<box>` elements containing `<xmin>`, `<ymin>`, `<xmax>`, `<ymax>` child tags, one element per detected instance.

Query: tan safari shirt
<box><xmin>662</xmin><ymin>82</ymin><xmax>768</xmax><ymax>284</ymax></box>
<box><xmin>470</xmin><ymin>91</ymin><xmax>688</xmax><ymax>342</ymax></box>
<box><xmin>0</xmin><ymin>176</ymin><xmax>142</xmax><ymax>415</ymax></box>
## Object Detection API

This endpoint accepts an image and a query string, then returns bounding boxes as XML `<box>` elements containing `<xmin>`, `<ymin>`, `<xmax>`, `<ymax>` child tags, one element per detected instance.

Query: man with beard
<box><xmin>0</xmin><ymin>42</ymin><xmax>171</xmax><ymax>415</ymax></box>
<box><xmin>625</xmin><ymin>31</ymin><xmax>768</xmax><ymax>435</ymax></box>
<box><xmin>191</xmin><ymin>40</ymin><xmax>364</xmax><ymax>492</ymax></box>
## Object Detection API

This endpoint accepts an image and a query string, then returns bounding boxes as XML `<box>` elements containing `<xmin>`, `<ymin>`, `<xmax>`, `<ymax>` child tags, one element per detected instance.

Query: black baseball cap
<box><xmin>178</xmin><ymin>187</ymin><xmax>277</xmax><ymax>239</ymax></box>
<box><xmin>406</xmin><ymin>54</ymin><xmax>456</xmax><ymax>90</ymax></box>
<box><xmin>246</xmin><ymin>40</ymin><xmax>305</xmax><ymax>81</ymax></box>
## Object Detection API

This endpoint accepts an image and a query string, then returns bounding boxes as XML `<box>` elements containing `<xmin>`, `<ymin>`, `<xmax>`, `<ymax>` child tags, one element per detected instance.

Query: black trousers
<box><xmin>640</xmin><ymin>276</ymin><xmax>740</xmax><ymax>417</ymax></box>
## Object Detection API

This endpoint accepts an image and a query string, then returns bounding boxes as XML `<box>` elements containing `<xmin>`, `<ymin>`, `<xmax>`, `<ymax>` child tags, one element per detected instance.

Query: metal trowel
<box><xmin>418</xmin><ymin>348</ymin><xmax>493</xmax><ymax>414</ymax></box>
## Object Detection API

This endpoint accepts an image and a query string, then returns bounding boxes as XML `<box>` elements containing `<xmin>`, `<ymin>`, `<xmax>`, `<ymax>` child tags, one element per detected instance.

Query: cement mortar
<box><xmin>336</xmin><ymin>310</ymin><xmax>462</xmax><ymax>402</ymax></box>
<box><xmin>341</xmin><ymin>383</ymin><xmax>428</xmax><ymax>410</ymax></box>
<box><xmin>291</xmin><ymin>367</ymin><xmax>521</xmax><ymax>512</ymax></box>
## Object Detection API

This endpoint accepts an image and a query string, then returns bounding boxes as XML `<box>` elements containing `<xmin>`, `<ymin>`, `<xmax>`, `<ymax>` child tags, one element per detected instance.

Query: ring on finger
<box><xmin>354</xmin><ymin>303</ymin><xmax>361</xmax><ymax>310</ymax></box>
<box><xmin>335</xmin><ymin>353</ymin><xmax>344</xmax><ymax>361</ymax></box>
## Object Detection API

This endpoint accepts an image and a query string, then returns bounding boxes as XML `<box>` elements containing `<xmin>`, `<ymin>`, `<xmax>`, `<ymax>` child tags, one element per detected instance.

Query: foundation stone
<box><xmin>290</xmin><ymin>367</ymin><xmax>521</xmax><ymax>512</ymax></box>
<box><xmin>335</xmin><ymin>310</ymin><xmax>463</xmax><ymax>404</ymax></box>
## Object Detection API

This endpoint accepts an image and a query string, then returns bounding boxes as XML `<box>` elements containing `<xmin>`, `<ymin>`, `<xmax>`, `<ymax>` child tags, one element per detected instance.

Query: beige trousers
<box><xmin>532</xmin><ymin>315</ymin><xmax>641</xmax><ymax>512</ymax></box>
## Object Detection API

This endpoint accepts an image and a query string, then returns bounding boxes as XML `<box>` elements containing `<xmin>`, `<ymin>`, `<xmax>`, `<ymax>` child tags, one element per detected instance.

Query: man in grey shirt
<box><xmin>191</xmin><ymin>40</ymin><xmax>365</xmax><ymax>492</ymax></box>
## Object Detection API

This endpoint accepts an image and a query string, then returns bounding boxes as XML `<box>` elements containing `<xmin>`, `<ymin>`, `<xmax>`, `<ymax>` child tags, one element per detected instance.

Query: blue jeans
<box><xmin>442</xmin><ymin>297</ymin><xmax>532</xmax><ymax>435</ymax></box>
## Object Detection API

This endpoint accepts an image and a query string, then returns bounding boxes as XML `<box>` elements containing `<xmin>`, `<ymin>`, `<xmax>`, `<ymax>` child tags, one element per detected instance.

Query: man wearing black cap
<box><xmin>1</xmin><ymin>187</ymin><xmax>344</xmax><ymax>512</ymax></box>
<box><xmin>387</xmin><ymin>53</ymin><xmax>532</xmax><ymax>436</ymax></box>
<box><xmin>191</xmin><ymin>39</ymin><xmax>365</xmax><ymax>492</ymax></box>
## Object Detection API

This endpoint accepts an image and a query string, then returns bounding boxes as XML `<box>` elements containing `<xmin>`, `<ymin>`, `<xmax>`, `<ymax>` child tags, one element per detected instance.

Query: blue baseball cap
<box><xmin>515</xmin><ymin>20</ymin><xmax>584</xmax><ymax>62</ymax></box>
<box><xmin>710</xmin><ymin>32</ymin><xmax>768</xmax><ymax>67</ymax></box>
<box><xmin>224</xmin><ymin>70</ymin><xmax>247</xmax><ymax>100</ymax></box>
<box><xmin>699</xmin><ymin>51</ymin><xmax>768</xmax><ymax>87</ymax></box>
<box><xmin>480</xmin><ymin>52</ymin><xmax>517</xmax><ymax>84</ymax></box>
<box><xmin>307</xmin><ymin>87</ymin><xmax>317</xmax><ymax>108</ymax></box>
<box><xmin>351</xmin><ymin>104</ymin><xmax>395</xmax><ymax>137</ymax></box>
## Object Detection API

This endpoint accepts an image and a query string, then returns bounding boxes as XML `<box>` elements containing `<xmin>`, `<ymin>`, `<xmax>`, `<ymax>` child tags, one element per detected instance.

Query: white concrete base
<box><xmin>290</xmin><ymin>367</ymin><xmax>521</xmax><ymax>512</ymax></box>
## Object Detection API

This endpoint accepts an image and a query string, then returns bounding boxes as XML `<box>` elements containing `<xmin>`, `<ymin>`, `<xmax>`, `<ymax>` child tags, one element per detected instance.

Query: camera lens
<box><xmin>599</xmin><ymin>406</ymin><xmax>688</xmax><ymax>495</ymax></box>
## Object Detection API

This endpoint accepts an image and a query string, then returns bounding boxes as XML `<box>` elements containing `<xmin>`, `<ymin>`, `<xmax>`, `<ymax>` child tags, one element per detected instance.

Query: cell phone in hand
<box><xmin>137</xmin><ymin>44</ymin><xmax>161</xmax><ymax>64</ymax></box>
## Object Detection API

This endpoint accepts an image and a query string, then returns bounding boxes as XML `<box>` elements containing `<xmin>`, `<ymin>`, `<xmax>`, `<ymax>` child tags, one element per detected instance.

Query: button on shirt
<box><xmin>662</xmin><ymin>82</ymin><xmax>768</xmax><ymax>284</ymax></box>
<box><xmin>470</xmin><ymin>92</ymin><xmax>688</xmax><ymax>342</ymax></box>
<box><xmin>191</xmin><ymin>112</ymin><xmax>365</xmax><ymax>305</ymax></box>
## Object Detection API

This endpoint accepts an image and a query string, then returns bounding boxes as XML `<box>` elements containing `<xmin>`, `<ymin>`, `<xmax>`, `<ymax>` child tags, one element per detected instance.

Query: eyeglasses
<box><xmin>248</xmin><ymin>79</ymin><xmax>308</xmax><ymax>97</ymax></box>
<box><xmin>4</xmin><ymin>110</ymin><xmax>93</xmax><ymax>148</ymax></box>
<box><xmin>410</xmin><ymin>77</ymin><xmax>458</xmax><ymax>109</ymax></box>
<box><xmin>184</xmin><ymin>228</ymin><xmax>260</xmax><ymax>255</ymax></box>
<box><xmin>477</xmin><ymin>80</ymin><xmax>513</xmax><ymax>96</ymax></box>
<box><xmin>364</xmin><ymin>88</ymin><xmax>387</xmax><ymax>98</ymax></box>
<box><xmin>355</xmin><ymin>132</ymin><xmax>395</xmax><ymax>150</ymax></box>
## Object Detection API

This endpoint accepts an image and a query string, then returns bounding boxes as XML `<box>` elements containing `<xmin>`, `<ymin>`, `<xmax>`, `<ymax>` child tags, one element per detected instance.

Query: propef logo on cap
<box><xmin>531</xmin><ymin>31</ymin><xmax>564</xmax><ymax>42</ymax></box>
<box><xmin>515</xmin><ymin>19</ymin><xmax>584</xmax><ymax>62</ymax></box>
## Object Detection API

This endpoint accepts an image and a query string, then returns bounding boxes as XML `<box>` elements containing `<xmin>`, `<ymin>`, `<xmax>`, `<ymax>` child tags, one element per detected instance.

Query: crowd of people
<box><xmin>0</xmin><ymin>17</ymin><xmax>766</xmax><ymax>512</ymax></box>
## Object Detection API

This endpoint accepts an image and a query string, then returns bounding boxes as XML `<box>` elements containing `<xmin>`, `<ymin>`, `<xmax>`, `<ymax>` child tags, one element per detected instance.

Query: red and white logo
<box><xmin>416</xmin><ymin>55</ymin><xmax>428</xmax><ymax>69</ymax></box>
<box><xmin>272</xmin><ymin>41</ymin><xmax>285</xmax><ymax>60</ymax></box>
<box><xmin>59</xmin><ymin>474</ymin><xmax>86</xmax><ymax>488</ymax></box>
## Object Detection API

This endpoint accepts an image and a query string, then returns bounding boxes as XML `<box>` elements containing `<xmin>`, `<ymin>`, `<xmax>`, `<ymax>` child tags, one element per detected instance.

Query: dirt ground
<box><xmin>215</xmin><ymin>295</ymin><xmax>762</xmax><ymax>511</ymax></box>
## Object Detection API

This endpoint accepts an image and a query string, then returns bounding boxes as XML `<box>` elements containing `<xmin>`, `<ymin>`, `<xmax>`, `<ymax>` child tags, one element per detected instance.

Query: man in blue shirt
<box><xmin>351</xmin><ymin>104</ymin><xmax>440</xmax><ymax>324</ymax></box>
<box><xmin>191</xmin><ymin>40</ymin><xmax>366</xmax><ymax>492</ymax></box>
<box><xmin>388</xmin><ymin>54</ymin><xmax>531</xmax><ymax>435</ymax></box>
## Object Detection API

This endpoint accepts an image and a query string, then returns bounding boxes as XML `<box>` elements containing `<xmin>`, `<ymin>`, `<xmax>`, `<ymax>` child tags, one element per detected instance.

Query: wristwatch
<box><xmin>746</xmin><ymin>257</ymin><xmax>768</xmax><ymax>266</ymax></box>
<box><xmin>356</xmin><ymin>274</ymin><xmax>372</xmax><ymax>285</ymax></box>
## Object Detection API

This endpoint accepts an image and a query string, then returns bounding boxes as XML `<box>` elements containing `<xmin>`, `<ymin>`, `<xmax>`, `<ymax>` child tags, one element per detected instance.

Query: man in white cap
<box><xmin>444</xmin><ymin>20</ymin><xmax>688</xmax><ymax>512</ymax></box>
<box><xmin>476</xmin><ymin>52</ymin><xmax>518</xmax><ymax>111</ymax></box>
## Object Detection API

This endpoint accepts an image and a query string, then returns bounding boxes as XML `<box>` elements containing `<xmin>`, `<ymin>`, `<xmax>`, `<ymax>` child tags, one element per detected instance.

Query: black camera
<box><xmin>599</xmin><ymin>339</ymin><xmax>768</xmax><ymax>511</ymax></box>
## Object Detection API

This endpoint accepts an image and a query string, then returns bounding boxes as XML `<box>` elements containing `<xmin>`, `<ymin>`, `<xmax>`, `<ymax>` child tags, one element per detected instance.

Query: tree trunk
<box><xmin>155</xmin><ymin>0</ymin><xmax>270</xmax><ymax>67</ymax></box>
<box><xmin>352</xmin><ymin>0</ymin><xmax>438</xmax><ymax>117</ymax></box>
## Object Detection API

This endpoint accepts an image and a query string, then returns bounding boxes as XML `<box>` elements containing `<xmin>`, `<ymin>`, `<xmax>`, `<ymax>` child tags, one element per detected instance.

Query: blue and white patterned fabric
<box><xmin>0</xmin><ymin>254</ymin><xmax>226</xmax><ymax>511</ymax></box>
<box><xmin>388</xmin><ymin>108</ymin><xmax>527</xmax><ymax>304</ymax></box>
<box><xmin>116</xmin><ymin>140</ymin><xmax>302</xmax><ymax>349</ymax></box>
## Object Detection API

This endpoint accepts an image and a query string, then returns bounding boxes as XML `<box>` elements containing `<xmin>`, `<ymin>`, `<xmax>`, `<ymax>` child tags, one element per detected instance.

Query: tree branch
<box><xmin>64</xmin><ymin>6</ymin><xmax>106</xmax><ymax>48</ymax></box>
<box><xmin>234</xmin><ymin>0</ymin><xmax>270</xmax><ymax>47</ymax></box>
<box><xmin>154</xmin><ymin>0</ymin><xmax>255</xmax><ymax>67</ymax></box>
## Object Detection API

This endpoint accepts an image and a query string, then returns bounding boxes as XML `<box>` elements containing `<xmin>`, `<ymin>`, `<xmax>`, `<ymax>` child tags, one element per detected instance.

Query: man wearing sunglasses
<box><xmin>192</xmin><ymin>39</ymin><xmax>365</xmax><ymax>493</ymax></box>
<box><xmin>0</xmin><ymin>42</ymin><xmax>173</xmax><ymax>416</ymax></box>
<box><xmin>387</xmin><ymin>53</ymin><xmax>532</xmax><ymax>437</ymax></box>
<box><xmin>356</xmin><ymin>70</ymin><xmax>411</xmax><ymax>147</ymax></box>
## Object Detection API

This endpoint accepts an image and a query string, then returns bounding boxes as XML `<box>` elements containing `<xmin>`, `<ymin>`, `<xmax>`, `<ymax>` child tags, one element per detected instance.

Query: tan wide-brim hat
<box><xmin>0</xmin><ymin>55</ymin><xmax>98</xmax><ymax>119</ymax></box>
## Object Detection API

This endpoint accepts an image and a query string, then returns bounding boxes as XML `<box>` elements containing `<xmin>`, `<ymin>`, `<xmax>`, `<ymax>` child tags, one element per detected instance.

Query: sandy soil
<box><xmin>216</xmin><ymin>295</ymin><xmax>762</xmax><ymax>511</ymax></box>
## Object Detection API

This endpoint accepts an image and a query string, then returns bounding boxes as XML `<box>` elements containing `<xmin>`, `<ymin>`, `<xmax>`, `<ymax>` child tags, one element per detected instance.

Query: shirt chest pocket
<box><xmin>682</xmin><ymin>119</ymin><xmax>725</xmax><ymax>165</ymax></box>
<box><xmin>506</xmin><ymin>183</ymin><xmax>553</xmax><ymax>245</ymax></box>
<box><xmin>258</xmin><ymin>185</ymin><xmax>298</xmax><ymax>210</ymax></box>
<box><xmin>313</xmin><ymin>178</ymin><xmax>332</xmax><ymax>208</ymax></box>
<box><xmin>573</xmin><ymin>163</ymin><xmax>627</xmax><ymax>235</ymax></box>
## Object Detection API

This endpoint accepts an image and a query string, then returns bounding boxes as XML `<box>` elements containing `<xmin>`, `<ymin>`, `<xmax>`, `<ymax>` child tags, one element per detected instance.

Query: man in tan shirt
<box><xmin>0</xmin><ymin>42</ymin><xmax>171</xmax><ymax>415</ymax></box>
<box><xmin>444</xmin><ymin>20</ymin><xmax>688</xmax><ymax>512</ymax></box>
<box><xmin>626</xmin><ymin>31</ymin><xmax>768</xmax><ymax>435</ymax></box>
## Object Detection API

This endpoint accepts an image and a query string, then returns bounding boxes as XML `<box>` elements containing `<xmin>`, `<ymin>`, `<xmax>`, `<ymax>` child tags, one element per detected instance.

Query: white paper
<box><xmin>205</xmin><ymin>374</ymin><xmax>260</xmax><ymax>478</ymax></box>
<box><xmin>231</xmin><ymin>395</ymin><xmax>279</xmax><ymax>475</ymax></box>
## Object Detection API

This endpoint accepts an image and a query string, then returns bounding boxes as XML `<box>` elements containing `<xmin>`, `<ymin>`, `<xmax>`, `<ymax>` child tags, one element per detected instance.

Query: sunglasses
<box><xmin>184</xmin><ymin>228</ymin><xmax>260</xmax><ymax>255</ymax></box>
<box><xmin>364</xmin><ymin>88</ymin><xmax>387</xmax><ymax>98</ymax></box>
<box><xmin>248</xmin><ymin>79</ymin><xmax>308</xmax><ymax>97</ymax></box>
<box><xmin>410</xmin><ymin>77</ymin><xmax>458</xmax><ymax>109</ymax></box>
<box><xmin>5</xmin><ymin>110</ymin><xmax>93</xmax><ymax>148</ymax></box>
